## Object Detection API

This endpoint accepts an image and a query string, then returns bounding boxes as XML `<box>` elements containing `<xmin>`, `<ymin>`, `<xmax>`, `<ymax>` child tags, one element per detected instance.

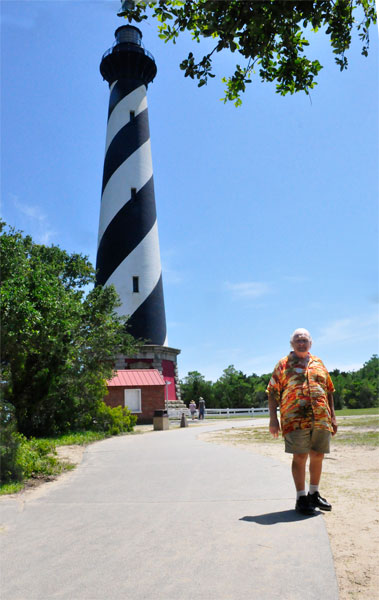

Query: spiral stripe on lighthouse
<box><xmin>97</xmin><ymin>176</ymin><xmax>156</xmax><ymax>285</ymax></box>
<box><xmin>98</xmin><ymin>141</ymin><xmax>153</xmax><ymax>242</ymax></box>
<box><xmin>107</xmin><ymin>80</ymin><xmax>146</xmax><ymax>119</ymax></box>
<box><xmin>96</xmin><ymin>79</ymin><xmax>167</xmax><ymax>346</ymax></box>
<box><xmin>101</xmin><ymin>108</ymin><xmax>150</xmax><ymax>194</ymax></box>
<box><xmin>105</xmin><ymin>85</ymin><xmax>147</xmax><ymax>153</ymax></box>
<box><xmin>105</xmin><ymin>221</ymin><xmax>161</xmax><ymax>315</ymax></box>
<box><xmin>127</xmin><ymin>274</ymin><xmax>167</xmax><ymax>344</ymax></box>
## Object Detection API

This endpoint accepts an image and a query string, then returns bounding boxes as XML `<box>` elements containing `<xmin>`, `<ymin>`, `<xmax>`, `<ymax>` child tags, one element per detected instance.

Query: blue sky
<box><xmin>1</xmin><ymin>1</ymin><xmax>378</xmax><ymax>381</ymax></box>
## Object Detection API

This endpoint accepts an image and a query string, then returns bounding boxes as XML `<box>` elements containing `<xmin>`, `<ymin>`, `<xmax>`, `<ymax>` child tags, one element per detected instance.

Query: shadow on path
<box><xmin>240</xmin><ymin>509</ymin><xmax>321</xmax><ymax>525</ymax></box>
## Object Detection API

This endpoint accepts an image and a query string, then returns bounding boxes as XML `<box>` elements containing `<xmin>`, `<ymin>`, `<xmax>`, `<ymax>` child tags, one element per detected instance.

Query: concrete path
<box><xmin>0</xmin><ymin>420</ymin><xmax>338</xmax><ymax>600</ymax></box>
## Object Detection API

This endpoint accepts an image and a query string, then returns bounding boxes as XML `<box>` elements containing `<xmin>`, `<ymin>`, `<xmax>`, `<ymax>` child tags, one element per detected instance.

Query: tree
<box><xmin>359</xmin><ymin>354</ymin><xmax>379</xmax><ymax>381</ymax></box>
<box><xmin>213</xmin><ymin>365</ymin><xmax>252</xmax><ymax>408</ymax></box>
<box><xmin>125</xmin><ymin>0</ymin><xmax>377</xmax><ymax>104</ymax></box>
<box><xmin>0</xmin><ymin>223</ymin><xmax>138</xmax><ymax>436</ymax></box>
<box><xmin>329</xmin><ymin>356</ymin><xmax>378</xmax><ymax>409</ymax></box>
<box><xmin>329</xmin><ymin>369</ymin><xmax>350</xmax><ymax>409</ymax></box>
<box><xmin>342</xmin><ymin>379</ymin><xmax>378</xmax><ymax>408</ymax></box>
<box><xmin>180</xmin><ymin>370</ymin><xmax>214</xmax><ymax>406</ymax></box>
<box><xmin>0</xmin><ymin>401</ymin><xmax>22</xmax><ymax>483</ymax></box>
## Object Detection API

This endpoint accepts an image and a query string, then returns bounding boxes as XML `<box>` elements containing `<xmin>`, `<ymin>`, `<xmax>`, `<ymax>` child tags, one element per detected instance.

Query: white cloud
<box><xmin>225</xmin><ymin>281</ymin><xmax>271</xmax><ymax>299</ymax></box>
<box><xmin>231</xmin><ymin>353</ymin><xmax>281</xmax><ymax>376</ymax></box>
<box><xmin>9</xmin><ymin>195</ymin><xmax>56</xmax><ymax>245</ymax></box>
<box><xmin>326</xmin><ymin>361</ymin><xmax>364</xmax><ymax>373</ymax></box>
<box><xmin>316</xmin><ymin>313</ymin><xmax>379</xmax><ymax>346</ymax></box>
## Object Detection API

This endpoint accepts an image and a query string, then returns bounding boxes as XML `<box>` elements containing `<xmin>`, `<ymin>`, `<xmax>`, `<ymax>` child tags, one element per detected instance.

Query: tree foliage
<box><xmin>0</xmin><ymin>401</ymin><xmax>22</xmax><ymax>483</ymax></box>
<box><xmin>180</xmin><ymin>371</ymin><xmax>214</xmax><ymax>406</ymax></box>
<box><xmin>330</xmin><ymin>355</ymin><xmax>379</xmax><ymax>409</ymax></box>
<box><xmin>0</xmin><ymin>223</ymin><xmax>138</xmax><ymax>437</ymax></box>
<box><xmin>180</xmin><ymin>366</ymin><xmax>270</xmax><ymax>409</ymax></box>
<box><xmin>125</xmin><ymin>0</ymin><xmax>377</xmax><ymax>104</ymax></box>
<box><xmin>181</xmin><ymin>356</ymin><xmax>379</xmax><ymax>409</ymax></box>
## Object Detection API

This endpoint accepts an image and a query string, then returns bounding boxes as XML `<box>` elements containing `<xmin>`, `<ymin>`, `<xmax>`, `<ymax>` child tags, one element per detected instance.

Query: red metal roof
<box><xmin>106</xmin><ymin>369</ymin><xmax>166</xmax><ymax>387</ymax></box>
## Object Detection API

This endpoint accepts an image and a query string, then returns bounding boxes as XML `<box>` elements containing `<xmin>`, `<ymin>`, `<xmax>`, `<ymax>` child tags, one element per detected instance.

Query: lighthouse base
<box><xmin>115</xmin><ymin>345</ymin><xmax>182</xmax><ymax>402</ymax></box>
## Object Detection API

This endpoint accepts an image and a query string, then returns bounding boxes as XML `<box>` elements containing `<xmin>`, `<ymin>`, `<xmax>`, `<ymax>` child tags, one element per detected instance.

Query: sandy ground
<box><xmin>56</xmin><ymin>444</ymin><xmax>86</xmax><ymax>466</ymax></box>
<box><xmin>200</xmin><ymin>423</ymin><xmax>379</xmax><ymax>600</ymax></box>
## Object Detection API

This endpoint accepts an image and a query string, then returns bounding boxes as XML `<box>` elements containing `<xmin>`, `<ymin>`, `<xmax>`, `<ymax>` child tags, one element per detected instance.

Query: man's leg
<box><xmin>291</xmin><ymin>453</ymin><xmax>315</xmax><ymax>514</ymax></box>
<box><xmin>309</xmin><ymin>450</ymin><xmax>324</xmax><ymax>486</ymax></box>
<box><xmin>308</xmin><ymin>448</ymin><xmax>332</xmax><ymax>511</ymax></box>
<box><xmin>285</xmin><ymin>431</ymin><xmax>315</xmax><ymax>514</ymax></box>
<box><xmin>291</xmin><ymin>453</ymin><xmax>308</xmax><ymax>491</ymax></box>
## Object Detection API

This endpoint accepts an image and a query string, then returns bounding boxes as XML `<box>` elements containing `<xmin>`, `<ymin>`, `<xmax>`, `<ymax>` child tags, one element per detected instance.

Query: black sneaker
<box><xmin>308</xmin><ymin>491</ymin><xmax>332</xmax><ymax>511</ymax></box>
<box><xmin>295</xmin><ymin>495</ymin><xmax>316</xmax><ymax>515</ymax></box>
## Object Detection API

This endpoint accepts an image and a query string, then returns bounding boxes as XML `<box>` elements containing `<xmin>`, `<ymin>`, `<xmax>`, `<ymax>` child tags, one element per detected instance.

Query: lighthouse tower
<box><xmin>97</xmin><ymin>23</ymin><xmax>181</xmax><ymax>402</ymax></box>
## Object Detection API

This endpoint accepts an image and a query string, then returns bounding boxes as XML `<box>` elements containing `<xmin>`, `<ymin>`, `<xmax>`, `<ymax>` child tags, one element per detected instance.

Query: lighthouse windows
<box><xmin>133</xmin><ymin>276</ymin><xmax>139</xmax><ymax>293</ymax></box>
<box><xmin>130</xmin><ymin>110</ymin><xmax>135</xmax><ymax>121</ymax></box>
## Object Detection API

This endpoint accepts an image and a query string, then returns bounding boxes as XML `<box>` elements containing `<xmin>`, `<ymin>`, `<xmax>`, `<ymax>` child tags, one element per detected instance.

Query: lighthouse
<box><xmin>96</xmin><ymin>22</ymin><xmax>181</xmax><ymax>403</ymax></box>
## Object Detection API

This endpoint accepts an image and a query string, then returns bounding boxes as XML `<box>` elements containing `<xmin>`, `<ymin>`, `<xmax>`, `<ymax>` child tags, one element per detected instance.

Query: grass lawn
<box><xmin>38</xmin><ymin>431</ymin><xmax>111</xmax><ymax>446</ymax></box>
<box><xmin>335</xmin><ymin>407</ymin><xmax>378</xmax><ymax>416</ymax></box>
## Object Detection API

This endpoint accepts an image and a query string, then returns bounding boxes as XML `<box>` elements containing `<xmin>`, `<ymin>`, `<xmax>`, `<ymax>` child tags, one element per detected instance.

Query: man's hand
<box><xmin>328</xmin><ymin>393</ymin><xmax>337</xmax><ymax>436</ymax></box>
<box><xmin>269</xmin><ymin>417</ymin><xmax>280</xmax><ymax>438</ymax></box>
<box><xmin>268</xmin><ymin>390</ymin><xmax>280</xmax><ymax>438</ymax></box>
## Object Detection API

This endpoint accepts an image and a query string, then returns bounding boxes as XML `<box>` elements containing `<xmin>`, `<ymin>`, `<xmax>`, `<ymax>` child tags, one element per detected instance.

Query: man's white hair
<box><xmin>290</xmin><ymin>328</ymin><xmax>312</xmax><ymax>345</ymax></box>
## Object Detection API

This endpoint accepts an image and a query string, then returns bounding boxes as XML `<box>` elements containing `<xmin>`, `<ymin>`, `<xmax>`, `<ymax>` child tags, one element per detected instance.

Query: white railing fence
<box><xmin>205</xmin><ymin>407</ymin><xmax>269</xmax><ymax>417</ymax></box>
<box><xmin>167</xmin><ymin>407</ymin><xmax>269</xmax><ymax>419</ymax></box>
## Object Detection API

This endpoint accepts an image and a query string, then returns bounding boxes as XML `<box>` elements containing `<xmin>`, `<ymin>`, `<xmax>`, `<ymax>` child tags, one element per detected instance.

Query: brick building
<box><xmin>104</xmin><ymin>369</ymin><xmax>166</xmax><ymax>423</ymax></box>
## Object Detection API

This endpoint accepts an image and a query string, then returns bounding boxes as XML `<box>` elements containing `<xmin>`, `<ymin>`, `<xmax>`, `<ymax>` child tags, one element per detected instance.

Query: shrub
<box><xmin>15</xmin><ymin>435</ymin><xmax>60</xmax><ymax>479</ymax></box>
<box><xmin>89</xmin><ymin>402</ymin><xmax>137</xmax><ymax>436</ymax></box>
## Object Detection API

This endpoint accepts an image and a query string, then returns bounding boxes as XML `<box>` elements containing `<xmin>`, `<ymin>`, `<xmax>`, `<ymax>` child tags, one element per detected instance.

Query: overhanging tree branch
<box><xmin>120</xmin><ymin>0</ymin><xmax>377</xmax><ymax>105</ymax></box>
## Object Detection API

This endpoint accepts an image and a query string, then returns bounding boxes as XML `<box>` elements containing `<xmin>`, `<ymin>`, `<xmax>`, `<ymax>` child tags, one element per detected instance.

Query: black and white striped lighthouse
<box><xmin>97</xmin><ymin>24</ymin><xmax>166</xmax><ymax>345</ymax></box>
<box><xmin>96</xmin><ymin>22</ymin><xmax>181</xmax><ymax>403</ymax></box>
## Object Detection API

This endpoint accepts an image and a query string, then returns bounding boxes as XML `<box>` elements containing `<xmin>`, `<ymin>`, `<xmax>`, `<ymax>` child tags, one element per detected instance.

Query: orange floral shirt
<box><xmin>266</xmin><ymin>352</ymin><xmax>335</xmax><ymax>436</ymax></box>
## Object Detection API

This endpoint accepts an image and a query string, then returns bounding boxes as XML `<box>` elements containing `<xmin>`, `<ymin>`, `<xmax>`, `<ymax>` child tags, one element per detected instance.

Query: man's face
<box><xmin>291</xmin><ymin>334</ymin><xmax>311</xmax><ymax>357</ymax></box>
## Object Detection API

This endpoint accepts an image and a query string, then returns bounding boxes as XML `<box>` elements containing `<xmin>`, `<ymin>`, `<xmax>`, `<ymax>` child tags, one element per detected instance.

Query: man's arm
<box><xmin>328</xmin><ymin>392</ymin><xmax>338</xmax><ymax>435</ymax></box>
<box><xmin>268</xmin><ymin>390</ymin><xmax>280</xmax><ymax>438</ymax></box>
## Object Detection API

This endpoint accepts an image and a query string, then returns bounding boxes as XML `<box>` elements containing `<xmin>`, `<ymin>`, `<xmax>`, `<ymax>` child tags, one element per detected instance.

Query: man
<box><xmin>266</xmin><ymin>328</ymin><xmax>338</xmax><ymax>515</ymax></box>
<box><xmin>198</xmin><ymin>397</ymin><xmax>205</xmax><ymax>420</ymax></box>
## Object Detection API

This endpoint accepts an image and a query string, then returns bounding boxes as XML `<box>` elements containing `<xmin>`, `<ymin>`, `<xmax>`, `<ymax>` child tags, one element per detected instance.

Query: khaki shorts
<box><xmin>284</xmin><ymin>427</ymin><xmax>331</xmax><ymax>454</ymax></box>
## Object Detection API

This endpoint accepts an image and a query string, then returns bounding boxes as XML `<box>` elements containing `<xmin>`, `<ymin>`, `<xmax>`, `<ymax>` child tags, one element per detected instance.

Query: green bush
<box><xmin>0</xmin><ymin>400</ymin><xmax>22</xmax><ymax>483</ymax></box>
<box><xmin>15</xmin><ymin>435</ymin><xmax>60</xmax><ymax>479</ymax></box>
<box><xmin>89</xmin><ymin>402</ymin><xmax>137</xmax><ymax>436</ymax></box>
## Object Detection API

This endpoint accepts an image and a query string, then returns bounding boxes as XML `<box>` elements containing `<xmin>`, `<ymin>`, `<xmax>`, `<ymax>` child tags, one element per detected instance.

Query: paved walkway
<box><xmin>0</xmin><ymin>420</ymin><xmax>338</xmax><ymax>600</ymax></box>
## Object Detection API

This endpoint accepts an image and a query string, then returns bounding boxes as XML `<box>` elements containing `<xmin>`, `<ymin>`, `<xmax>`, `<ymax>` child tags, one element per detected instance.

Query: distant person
<box><xmin>189</xmin><ymin>400</ymin><xmax>197</xmax><ymax>420</ymax></box>
<box><xmin>266</xmin><ymin>328</ymin><xmax>338</xmax><ymax>515</ymax></box>
<box><xmin>198</xmin><ymin>397</ymin><xmax>206</xmax><ymax>420</ymax></box>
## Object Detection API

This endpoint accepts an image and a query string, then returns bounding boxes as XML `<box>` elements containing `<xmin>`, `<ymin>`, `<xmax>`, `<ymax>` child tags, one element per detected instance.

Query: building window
<box><xmin>133</xmin><ymin>276</ymin><xmax>139</xmax><ymax>293</ymax></box>
<box><xmin>124</xmin><ymin>389</ymin><xmax>142</xmax><ymax>413</ymax></box>
<box><xmin>130</xmin><ymin>110</ymin><xmax>135</xmax><ymax>121</ymax></box>
<box><xmin>131</xmin><ymin>188</ymin><xmax>137</xmax><ymax>201</ymax></box>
